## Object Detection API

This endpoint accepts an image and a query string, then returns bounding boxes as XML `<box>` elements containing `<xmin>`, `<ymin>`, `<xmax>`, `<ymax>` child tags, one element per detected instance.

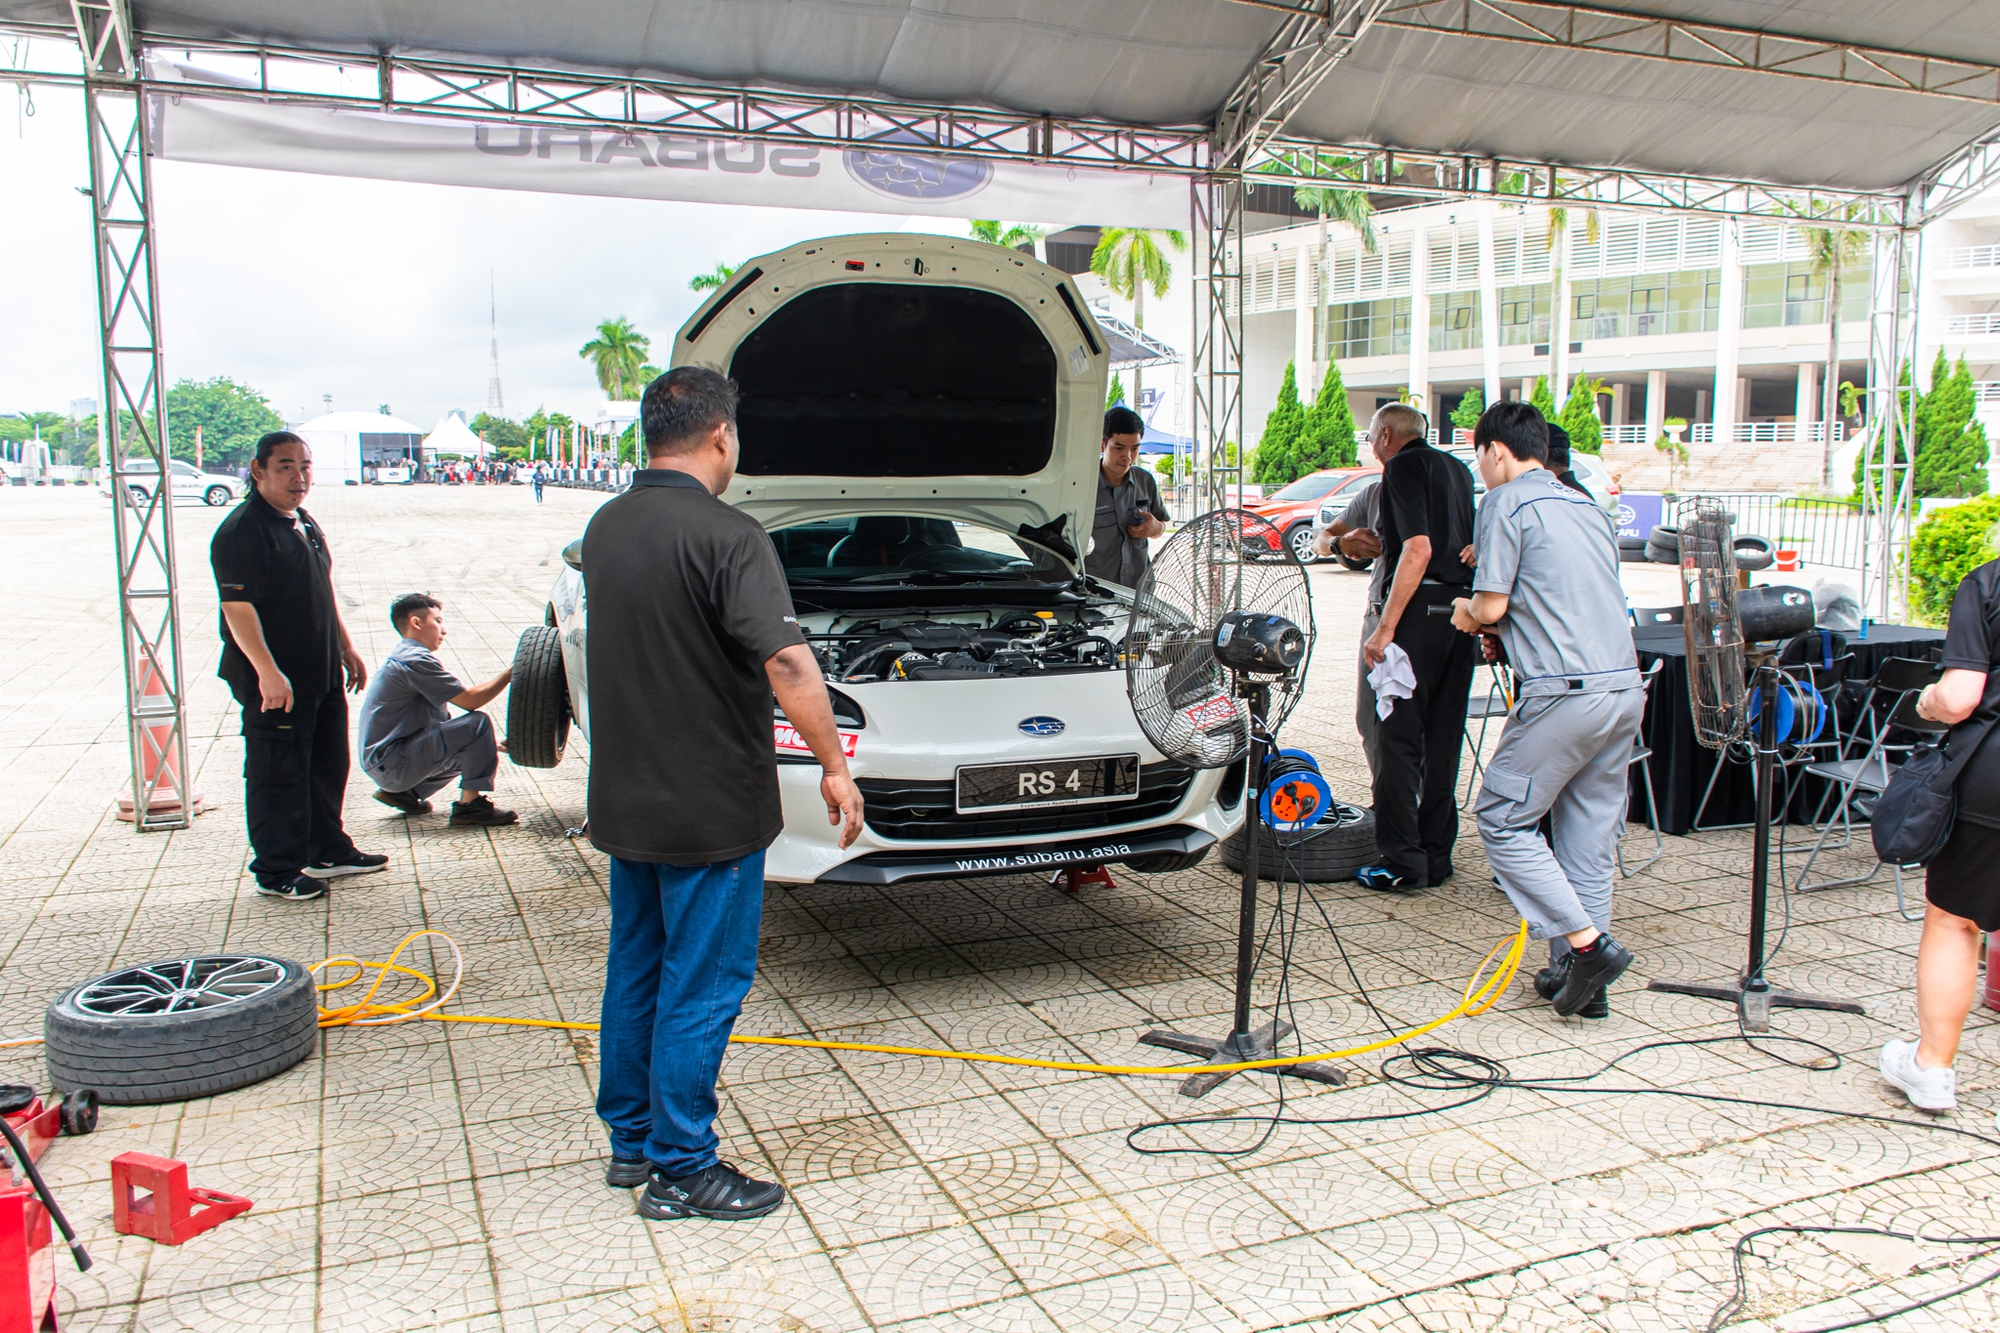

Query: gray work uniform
<box><xmin>1085</xmin><ymin>465</ymin><xmax>1169</xmax><ymax>587</ymax></box>
<box><xmin>1471</xmin><ymin>469</ymin><xmax>1643</xmax><ymax>949</ymax></box>
<box><xmin>1332</xmin><ymin>483</ymin><xmax>1389</xmax><ymax>775</ymax></box>
<box><xmin>357</xmin><ymin>638</ymin><xmax>499</xmax><ymax>798</ymax></box>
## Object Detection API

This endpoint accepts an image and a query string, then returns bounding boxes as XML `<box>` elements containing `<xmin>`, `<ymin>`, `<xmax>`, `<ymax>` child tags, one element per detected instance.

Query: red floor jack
<box><xmin>1050</xmin><ymin>865</ymin><xmax>1115</xmax><ymax>895</ymax></box>
<box><xmin>0</xmin><ymin>1086</ymin><xmax>98</xmax><ymax>1333</ymax></box>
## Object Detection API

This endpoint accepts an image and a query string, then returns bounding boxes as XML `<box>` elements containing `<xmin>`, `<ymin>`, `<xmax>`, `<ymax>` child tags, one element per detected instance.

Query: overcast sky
<box><xmin>0</xmin><ymin>82</ymin><xmax>976</xmax><ymax>430</ymax></box>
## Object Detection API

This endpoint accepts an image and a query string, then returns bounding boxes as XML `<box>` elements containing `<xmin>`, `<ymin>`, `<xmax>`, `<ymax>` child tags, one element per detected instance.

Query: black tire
<box><xmin>1335</xmin><ymin>553</ymin><xmax>1375</xmax><ymax>573</ymax></box>
<box><xmin>203</xmin><ymin>485</ymin><xmax>230</xmax><ymax>506</ymax></box>
<box><xmin>507</xmin><ymin>625</ymin><xmax>570</xmax><ymax>768</ymax></box>
<box><xmin>1283</xmin><ymin>522</ymin><xmax>1318</xmax><ymax>565</ymax></box>
<box><xmin>44</xmin><ymin>956</ymin><xmax>318</xmax><ymax>1105</ymax></box>
<box><xmin>544</xmin><ymin>601</ymin><xmax>557</xmax><ymax>628</ymax></box>
<box><xmin>1733</xmin><ymin>535</ymin><xmax>1775</xmax><ymax>571</ymax></box>
<box><xmin>1619</xmin><ymin>548</ymin><xmax>1650</xmax><ymax>563</ymax></box>
<box><xmin>1617</xmin><ymin>535</ymin><xmax>1648</xmax><ymax>553</ymax></box>
<box><xmin>1647</xmin><ymin>525</ymin><xmax>1680</xmax><ymax>552</ymax></box>
<box><xmin>1646</xmin><ymin>540</ymin><xmax>1680</xmax><ymax>565</ymax></box>
<box><xmin>1122</xmin><ymin>847</ymin><xmax>1212</xmax><ymax>874</ymax></box>
<box><xmin>1221</xmin><ymin>802</ymin><xmax>1376</xmax><ymax>882</ymax></box>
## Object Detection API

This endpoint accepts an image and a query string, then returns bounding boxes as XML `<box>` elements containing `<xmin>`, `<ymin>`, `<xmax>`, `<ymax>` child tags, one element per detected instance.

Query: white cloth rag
<box><xmin>1368</xmin><ymin>642</ymin><xmax>1416</xmax><ymax>720</ymax></box>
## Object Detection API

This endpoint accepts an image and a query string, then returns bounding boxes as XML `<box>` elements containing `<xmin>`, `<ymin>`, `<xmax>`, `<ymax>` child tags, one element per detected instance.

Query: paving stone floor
<box><xmin>2</xmin><ymin>485</ymin><xmax>1997</xmax><ymax>1332</ymax></box>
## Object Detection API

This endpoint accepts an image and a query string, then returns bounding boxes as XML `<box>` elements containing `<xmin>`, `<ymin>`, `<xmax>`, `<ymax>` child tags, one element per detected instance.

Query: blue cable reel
<box><xmin>1746</xmin><ymin>676</ymin><xmax>1827</xmax><ymax>747</ymax></box>
<box><xmin>1258</xmin><ymin>748</ymin><xmax>1335</xmax><ymax>831</ymax></box>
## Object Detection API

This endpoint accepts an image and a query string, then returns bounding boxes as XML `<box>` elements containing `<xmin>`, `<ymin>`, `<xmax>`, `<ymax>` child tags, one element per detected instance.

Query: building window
<box><xmin>1574</xmin><ymin>293</ymin><xmax>1597</xmax><ymax>320</ymax></box>
<box><xmin>1447</xmin><ymin>307</ymin><xmax>1471</xmax><ymax>330</ymax></box>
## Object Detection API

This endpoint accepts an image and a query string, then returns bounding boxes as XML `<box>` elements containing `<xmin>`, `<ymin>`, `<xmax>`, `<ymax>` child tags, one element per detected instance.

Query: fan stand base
<box><xmin>1137</xmin><ymin>1020</ymin><xmax>1349</xmax><ymax>1099</ymax></box>
<box><xmin>1646</xmin><ymin>976</ymin><xmax>1865</xmax><ymax>1034</ymax></box>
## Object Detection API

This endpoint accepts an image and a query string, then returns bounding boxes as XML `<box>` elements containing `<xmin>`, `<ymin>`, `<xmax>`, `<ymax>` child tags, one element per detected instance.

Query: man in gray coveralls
<box><xmin>1450</xmin><ymin>401</ymin><xmax>1644</xmax><ymax>1018</ymax></box>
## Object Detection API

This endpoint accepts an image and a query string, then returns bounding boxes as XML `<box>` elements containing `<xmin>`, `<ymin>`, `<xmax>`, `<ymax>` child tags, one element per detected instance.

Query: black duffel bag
<box><xmin>1873</xmin><ymin>714</ymin><xmax>1999</xmax><ymax>866</ymax></box>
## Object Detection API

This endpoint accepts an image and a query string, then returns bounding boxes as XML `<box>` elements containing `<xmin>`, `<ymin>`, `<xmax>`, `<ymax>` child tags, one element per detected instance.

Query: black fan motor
<box><xmin>1213</xmin><ymin>611</ymin><xmax>1305</xmax><ymax>675</ymax></box>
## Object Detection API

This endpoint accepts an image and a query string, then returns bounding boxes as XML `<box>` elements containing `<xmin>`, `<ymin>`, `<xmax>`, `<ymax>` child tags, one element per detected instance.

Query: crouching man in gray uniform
<box><xmin>1451</xmin><ymin>402</ymin><xmax>1645</xmax><ymax>1018</ymax></box>
<box><xmin>358</xmin><ymin>593</ymin><xmax>518</xmax><ymax>826</ymax></box>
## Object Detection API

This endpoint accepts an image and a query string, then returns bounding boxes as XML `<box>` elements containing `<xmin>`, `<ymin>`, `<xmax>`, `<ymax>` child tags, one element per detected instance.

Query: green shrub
<box><xmin>1909</xmin><ymin>493</ymin><xmax>2000</xmax><ymax>625</ymax></box>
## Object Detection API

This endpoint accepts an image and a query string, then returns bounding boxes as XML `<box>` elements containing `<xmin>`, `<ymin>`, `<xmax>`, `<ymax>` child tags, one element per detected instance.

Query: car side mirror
<box><xmin>562</xmin><ymin>538</ymin><xmax>583</xmax><ymax>571</ymax></box>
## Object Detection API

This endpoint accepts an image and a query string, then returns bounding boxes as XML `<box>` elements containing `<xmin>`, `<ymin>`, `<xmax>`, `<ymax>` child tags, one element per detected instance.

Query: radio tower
<box><xmin>486</xmin><ymin>273</ymin><xmax>505</xmax><ymax>415</ymax></box>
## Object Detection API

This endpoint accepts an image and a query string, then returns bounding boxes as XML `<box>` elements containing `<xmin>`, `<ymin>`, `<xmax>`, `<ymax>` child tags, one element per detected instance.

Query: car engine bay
<box><xmin>807</xmin><ymin>607</ymin><xmax>1126</xmax><ymax>683</ymax></box>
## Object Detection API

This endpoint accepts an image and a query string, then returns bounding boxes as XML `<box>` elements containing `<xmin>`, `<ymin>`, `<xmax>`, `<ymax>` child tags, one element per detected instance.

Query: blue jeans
<box><xmin>597</xmin><ymin>852</ymin><xmax>764</xmax><ymax>1178</ymax></box>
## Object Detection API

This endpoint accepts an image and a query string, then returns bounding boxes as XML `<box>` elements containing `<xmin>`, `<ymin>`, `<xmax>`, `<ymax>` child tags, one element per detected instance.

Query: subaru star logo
<box><xmin>1018</xmin><ymin>717</ymin><xmax>1065</xmax><ymax>737</ymax></box>
<box><xmin>844</xmin><ymin>130</ymin><xmax>993</xmax><ymax>202</ymax></box>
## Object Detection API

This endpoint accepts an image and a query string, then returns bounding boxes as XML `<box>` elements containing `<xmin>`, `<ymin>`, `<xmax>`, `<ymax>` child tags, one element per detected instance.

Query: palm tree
<box><xmin>1543</xmin><ymin>204</ymin><xmax>1599</xmax><ymax>393</ymax></box>
<box><xmin>1269</xmin><ymin>151</ymin><xmax>1377</xmax><ymax>389</ymax></box>
<box><xmin>970</xmin><ymin>221</ymin><xmax>1046</xmax><ymax>256</ymax></box>
<box><xmin>1801</xmin><ymin>212</ymin><xmax>1868</xmax><ymax>491</ymax></box>
<box><xmin>689</xmin><ymin>262</ymin><xmax>740</xmax><ymax>294</ymax></box>
<box><xmin>1091</xmin><ymin>227</ymin><xmax>1187</xmax><ymax>407</ymax></box>
<box><xmin>577</xmin><ymin>317</ymin><xmax>651</xmax><ymax>401</ymax></box>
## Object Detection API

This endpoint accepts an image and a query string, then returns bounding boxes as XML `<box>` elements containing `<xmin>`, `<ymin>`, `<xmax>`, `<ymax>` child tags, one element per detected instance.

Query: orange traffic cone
<box><xmin>116</xmin><ymin>658</ymin><xmax>204</xmax><ymax>822</ymax></box>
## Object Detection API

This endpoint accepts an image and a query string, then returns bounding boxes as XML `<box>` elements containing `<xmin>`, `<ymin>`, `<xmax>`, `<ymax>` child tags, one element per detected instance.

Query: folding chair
<box><xmin>1630</xmin><ymin>604</ymin><xmax>1684</xmax><ymax>628</ymax></box>
<box><xmin>1791</xmin><ymin>667</ymin><xmax>1946</xmax><ymax>917</ymax></box>
<box><xmin>1617</xmin><ymin>658</ymin><xmax>1667</xmax><ymax>877</ymax></box>
<box><xmin>1461</xmin><ymin>662</ymin><xmax>1516</xmax><ymax>806</ymax></box>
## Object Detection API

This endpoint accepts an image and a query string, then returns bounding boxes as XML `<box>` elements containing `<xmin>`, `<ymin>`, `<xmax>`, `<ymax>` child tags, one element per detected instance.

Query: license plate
<box><xmin>956</xmin><ymin>755</ymin><xmax>1140</xmax><ymax>813</ymax></box>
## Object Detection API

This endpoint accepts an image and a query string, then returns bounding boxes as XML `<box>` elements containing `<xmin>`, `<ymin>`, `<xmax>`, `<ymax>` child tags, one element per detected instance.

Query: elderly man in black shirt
<box><xmin>1355</xmin><ymin>404</ymin><xmax>1477</xmax><ymax>892</ymax></box>
<box><xmin>211</xmin><ymin>432</ymin><xmax>385</xmax><ymax>902</ymax></box>
<box><xmin>586</xmin><ymin>366</ymin><xmax>862</xmax><ymax>1223</ymax></box>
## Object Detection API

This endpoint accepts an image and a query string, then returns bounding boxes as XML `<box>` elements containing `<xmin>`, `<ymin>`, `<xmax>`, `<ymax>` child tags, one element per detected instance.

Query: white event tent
<box><xmin>293</xmin><ymin>409</ymin><xmax>428</xmax><ymax>486</ymax></box>
<box><xmin>423</xmin><ymin>412</ymin><xmax>487</xmax><ymax>460</ymax></box>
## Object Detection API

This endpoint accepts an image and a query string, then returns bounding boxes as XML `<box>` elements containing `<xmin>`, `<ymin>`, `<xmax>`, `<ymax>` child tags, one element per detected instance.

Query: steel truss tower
<box><xmin>74</xmin><ymin>0</ymin><xmax>194</xmax><ymax>830</ymax></box>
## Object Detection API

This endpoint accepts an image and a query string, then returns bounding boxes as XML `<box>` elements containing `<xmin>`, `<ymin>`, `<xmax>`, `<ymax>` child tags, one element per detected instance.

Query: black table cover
<box><xmin>1630</xmin><ymin>623</ymin><xmax>1946</xmax><ymax>836</ymax></box>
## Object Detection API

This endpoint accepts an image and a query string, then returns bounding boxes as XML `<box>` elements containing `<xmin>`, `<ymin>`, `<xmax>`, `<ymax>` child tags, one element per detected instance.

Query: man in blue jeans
<box><xmin>584</xmin><ymin>366</ymin><xmax>863</xmax><ymax>1222</ymax></box>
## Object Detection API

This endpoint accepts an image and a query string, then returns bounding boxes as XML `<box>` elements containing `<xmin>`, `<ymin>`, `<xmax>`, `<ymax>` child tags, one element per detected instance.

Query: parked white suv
<box><xmin>102</xmin><ymin>459</ymin><xmax>242</xmax><ymax>507</ymax></box>
<box><xmin>506</xmin><ymin>233</ymin><xmax>1246</xmax><ymax>885</ymax></box>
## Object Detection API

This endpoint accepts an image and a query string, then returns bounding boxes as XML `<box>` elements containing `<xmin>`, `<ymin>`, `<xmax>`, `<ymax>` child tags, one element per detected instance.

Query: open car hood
<box><xmin>671</xmin><ymin>233</ymin><xmax>1111</xmax><ymax>568</ymax></box>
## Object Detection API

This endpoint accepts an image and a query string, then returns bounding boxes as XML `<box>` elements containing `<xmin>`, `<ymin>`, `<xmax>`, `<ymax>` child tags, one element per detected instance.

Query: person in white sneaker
<box><xmin>1880</xmin><ymin>555</ymin><xmax>2000</xmax><ymax>1117</ymax></box>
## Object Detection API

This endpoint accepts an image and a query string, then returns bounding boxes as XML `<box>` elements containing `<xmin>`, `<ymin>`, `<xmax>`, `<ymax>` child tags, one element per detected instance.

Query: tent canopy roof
<box><xmin>6</xmin><ymin>0</ymin><xmax>1999</xmax><ymax>198</ymax></box>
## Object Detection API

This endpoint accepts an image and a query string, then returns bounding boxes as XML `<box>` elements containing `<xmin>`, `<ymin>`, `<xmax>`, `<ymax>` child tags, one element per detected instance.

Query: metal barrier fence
<box><xmin>1659</xmin><ymin>492</ymin><xmax>1867</xmax><ymax>572</ymax></box>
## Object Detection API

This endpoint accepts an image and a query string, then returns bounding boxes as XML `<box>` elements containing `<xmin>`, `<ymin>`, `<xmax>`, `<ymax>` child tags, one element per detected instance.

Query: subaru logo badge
<box><xmin>1019</xmin><ymin>716</ymin><xmax>1065</xmax><ymax>737</ymax></box>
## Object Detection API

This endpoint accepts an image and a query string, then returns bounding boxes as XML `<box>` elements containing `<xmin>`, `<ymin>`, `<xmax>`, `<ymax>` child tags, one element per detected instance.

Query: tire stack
<box><xmin>1220</xmin><ymin>802</ymin><xmax>1376</xmax><ymax>883</ymax></box>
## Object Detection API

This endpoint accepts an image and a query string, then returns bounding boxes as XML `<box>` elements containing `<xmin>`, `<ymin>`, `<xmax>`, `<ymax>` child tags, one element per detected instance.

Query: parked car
<box><xmin>1239</xmin><ymin>467</ymin><xmax>1381</xmax><ymax>564</ymax></box>
<box><xmin>506</xmin><ymin>232</ymin><xmax>1246</xmax><ymax>887</ymax></box>
<box><xmin>100</xmin><ymin>458</ymin><xmax>242</xmax><ymax>507</ymax></box>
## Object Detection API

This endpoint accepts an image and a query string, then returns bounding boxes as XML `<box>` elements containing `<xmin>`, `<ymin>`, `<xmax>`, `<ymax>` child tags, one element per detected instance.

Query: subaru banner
<box><xmin>1616</xmin><ymin>493</ymin><xmax>1662</xmax><ymax>541</ymax></box>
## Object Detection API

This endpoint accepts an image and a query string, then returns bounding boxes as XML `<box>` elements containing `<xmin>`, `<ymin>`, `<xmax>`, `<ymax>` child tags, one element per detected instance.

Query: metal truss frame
<box><xmin>1354</xmin><ymin>0</ymin><xmax>2000</xmax><ymax>106</ymax></box>
<box><xmin>1191</xmin><ymin>176</ymin><xmax>1249</xmax><ymax>511</ymax></box>
<box><xmin>1212</xmin><ymin>0</ymin><xmax>1389</xmax><ymax>170</ymax></box>
<box><xmin>1913</xmin><ymin>128</ymin><xmax>2000</xmax><ymax>224</ymax></box>
<box><xmin>71</xmin><ymin>0</ymin><xmax>195</xmax><ymax>830</ymax></box>
<box><xmin>1859</xmin><ymin>225</ymin><xmax>1920</xmax><ymax>623</ymax></box>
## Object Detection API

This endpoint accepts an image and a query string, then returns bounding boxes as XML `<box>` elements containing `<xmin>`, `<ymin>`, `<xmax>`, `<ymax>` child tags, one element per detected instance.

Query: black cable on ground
<box><xmin>1121</xmin><ymin>730</ymin><xmax>2000</xmax><ymax>1331</ymax></box>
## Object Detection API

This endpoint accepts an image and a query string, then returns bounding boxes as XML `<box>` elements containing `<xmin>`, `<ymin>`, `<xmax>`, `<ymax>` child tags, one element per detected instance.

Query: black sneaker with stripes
<box><xmin>638</xmin><ymin>1161</ymin><xmax>785</xmax><ymax>1221</ymax></box>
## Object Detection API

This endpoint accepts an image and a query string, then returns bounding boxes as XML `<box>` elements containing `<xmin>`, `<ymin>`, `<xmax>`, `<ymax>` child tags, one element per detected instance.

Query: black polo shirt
<box><xmin>583</xmin><ymin>469</ymin><xmax>807</xmax><ymax>864</ymax></box>
<box><xmin>1378</xmin><ymin>439</ymin><xmax>1475</xmax><ymax>588</ymax></box>
<box><xmin>1943</xmin><ymin>560</ymin><xmax>2000</xmax><ymax>829</ymax></box>
<box><xmin>210</xmin><ymin>490</ymin><xmax>340</xmax><ymax>703</ymax></box>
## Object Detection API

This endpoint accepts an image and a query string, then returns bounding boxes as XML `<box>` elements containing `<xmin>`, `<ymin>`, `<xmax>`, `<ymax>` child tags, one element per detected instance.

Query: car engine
<box><xmin>813</xmin><ymin>611</ymin><xmax>1122</xmax><ymax>682</ymax></box>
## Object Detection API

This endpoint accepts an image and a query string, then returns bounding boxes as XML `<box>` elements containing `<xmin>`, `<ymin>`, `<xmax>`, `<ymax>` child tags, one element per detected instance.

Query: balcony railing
<box><xmin>1948</xmin><ymin>312</ymin><xmax>2000</xmax><ymax>336</ymax></box>
<box><xmin>1976</xmin><ymin>380</ymin><xmax>2000</xmax><ymax>404</ymax></box>
<box><xmin>1688</xmin><ymin>422</ymin><xmax>1845</xmax><ymax>445</ymax></box>
<box><xmin>1943</xmin><ymin>244</ymin><xmax>2000</xmax><ymax>271</ymax></box>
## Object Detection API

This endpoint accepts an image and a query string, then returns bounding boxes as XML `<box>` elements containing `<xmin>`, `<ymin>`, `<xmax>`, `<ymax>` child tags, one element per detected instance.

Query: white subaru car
<box><xmin>506</xmin><ymin>233</ymin><xmax>1246</xmax><ymax>886</ymax></box>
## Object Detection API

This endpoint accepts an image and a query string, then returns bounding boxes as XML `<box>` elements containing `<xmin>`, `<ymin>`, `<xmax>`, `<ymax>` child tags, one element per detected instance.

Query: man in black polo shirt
<box><xmin>211</xmin><ymin>432</ymin><xmax>386</xmax><ymax>902</ymax></box>
<box><xmin>1356</xmin><ymin>403</ymin><xmax>1476</xmax><ymax>892</ymax></box>
<box><xmin>586</xmin><ymin>366</ymin><xmax>862</xmax><ymax>1222</ymax></box>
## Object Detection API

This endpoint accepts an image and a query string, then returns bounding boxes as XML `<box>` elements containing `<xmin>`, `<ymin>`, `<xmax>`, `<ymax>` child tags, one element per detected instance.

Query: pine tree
<box><xmin>1252</xmin><ymin>362</ymin><xmax>1307</xmax><ymax>485</ymax></box>
<box><xmin>1559</xmin><ymin>377</ymin><xmax>1605</xmax><ymax>455</ymax></box>
<box><xmin>1916</xmin><ymin>352</ymin><xmax>1991</xmax><ymax>498</ymax></box>
<box><xmin>1107</xmin><ymin>372</ymin><xmax>1127</xmax><ymax>411</ymax></box>
<box><xmin>1297</xmin><ymin>361</ymin><xmax>1358</xmax><ymax>470</ymax></box>
<box><xmin>1530</xmin><ymin>375</ymin><xmax>1558</xmax><ymax>423</ymax></box>
<box><xmin>1449</xmin><ymin>387</ymin><xmax>1484</xmax><ymax>438</ymax></box>
<box><xmin>1854</xmin><ymin>360</ymin><xmax>1917</xmax><ymax>500</ymax></box>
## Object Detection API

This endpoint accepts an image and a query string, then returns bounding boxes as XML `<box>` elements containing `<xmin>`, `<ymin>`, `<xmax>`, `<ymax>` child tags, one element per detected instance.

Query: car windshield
<box><xmin>1267</xmin><ymin>474</ymin><xmax>1341</xmax><ymax>503</ymax></box>
<box><xmin>776</xmin><ymin>517</ymin><xmax>1073</xmax><ymax>586</ymax></box>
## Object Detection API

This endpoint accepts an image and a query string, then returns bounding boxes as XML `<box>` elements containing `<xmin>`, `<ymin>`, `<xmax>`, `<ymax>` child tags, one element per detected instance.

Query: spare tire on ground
<box><xmin>1221</xmin><ymin>802</ymin><xmax>1376</xmax><ymax>882</ymax></box>
<box><xmin>45</xmin><ymin>956</ymin><xmax>319</xmax><ymax>1105</ymax></box>
<box><xmin>508</xmin><ymin>625</ymin><xmax>571</xmax><ymax>768</ymax></box>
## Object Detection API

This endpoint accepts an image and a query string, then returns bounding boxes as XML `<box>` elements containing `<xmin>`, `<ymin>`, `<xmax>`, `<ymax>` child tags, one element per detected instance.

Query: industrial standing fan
<box><xmin>1648</xmin><ymin>499</ymin><xmax>1863</xmax><ymax>1031</ymax></box>
<box><xmin>1124</xmin><ymin>510</ymin><xmax>1350</xmax><ymax>1097</ymax></box>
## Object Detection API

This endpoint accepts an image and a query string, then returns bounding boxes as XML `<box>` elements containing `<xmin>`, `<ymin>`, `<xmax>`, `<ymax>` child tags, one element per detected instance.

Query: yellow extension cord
<box><xmin>2</xmin><ymin>923</ymin><xmax>1528</xmax><ymax>1077</ymax></box>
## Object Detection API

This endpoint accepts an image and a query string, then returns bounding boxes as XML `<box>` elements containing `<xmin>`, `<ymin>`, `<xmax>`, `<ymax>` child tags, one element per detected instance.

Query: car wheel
<box><xmin>44</xmin><ymin>955</ymin><xmax>319</xmax><ymax>1105</ymax></box>
<box><xmin>126</xmin><ymin>486</ymin><xmax>149</xmax><ymax>506</ymax></box>
<box><xmin>203</xmin><ymin>486</ymin><xmax>231</xmax><ymax>506</ymax></box>
<box><xmin>507</xmin><ymin>625</ymin><xmax>570</xmax><ymax>768</ymax></box>
<box><xmin>1335</xmin><ymin>553</ymin><xmax>1374</xmax><ymax>573</ymax></box>
<box><xmin>1122</xmin><ymin>847</ymin><xmax>1212</xmax><ymax>874</ymax></box>
<box><xmin>1284</xmin><ymin>523</ymin><xmax>1317</xmax><ymax>565</ymax></box>
<box><xmin>1220</xmin><ymin>802</ymin><xmax>1376</xmax><ymax>883</ymax></box>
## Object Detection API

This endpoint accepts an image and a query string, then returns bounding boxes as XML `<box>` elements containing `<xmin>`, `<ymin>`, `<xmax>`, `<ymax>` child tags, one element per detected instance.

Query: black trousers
<box><xmin>242</xmin><ymin>691</ymin><xmax>357</xmax><ymax>885</ymax></box>
<box><xmin>1370</xmin><ymin>585</ymin><xmax>1476</xmax><ymax>882</ymax></box>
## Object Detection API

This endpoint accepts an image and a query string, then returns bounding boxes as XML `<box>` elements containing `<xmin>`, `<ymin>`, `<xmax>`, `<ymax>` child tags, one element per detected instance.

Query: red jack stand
<box><xmin>0</xmin><ymin>1187</ymin><xmax>57</xmax><ymax>1333</ymax></box>
<box><xmin>110</xmin><ymin>1155</ymin><xmax>252</xmax><ymax>1245</ymax></box>
<box><xmin>1050</xmin><ymin>865</ymin><xmax>1115</xmax><ymax>895</ymax></box>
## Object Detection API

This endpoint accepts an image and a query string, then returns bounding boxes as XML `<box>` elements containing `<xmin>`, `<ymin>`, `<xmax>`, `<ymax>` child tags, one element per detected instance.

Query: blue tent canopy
<box><xmin>1138</xmin><ymin>423</ymin><xmax>1191</xmax><ymax>457</ymax></box>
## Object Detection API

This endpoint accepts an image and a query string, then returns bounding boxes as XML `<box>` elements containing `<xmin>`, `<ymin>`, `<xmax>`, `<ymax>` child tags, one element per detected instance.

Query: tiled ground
<box><xmin>2</xmin><ymin>485</ymin><xmax>1997</xmax><ymax>1332</ymax></box>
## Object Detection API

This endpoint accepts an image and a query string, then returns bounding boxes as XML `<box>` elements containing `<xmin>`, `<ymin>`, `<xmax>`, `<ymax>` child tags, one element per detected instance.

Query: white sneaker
<box><xmin>1880</xmin><ymin>1038</ymin><xmax>1956</xmax><ymax>1112</ymax></box>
